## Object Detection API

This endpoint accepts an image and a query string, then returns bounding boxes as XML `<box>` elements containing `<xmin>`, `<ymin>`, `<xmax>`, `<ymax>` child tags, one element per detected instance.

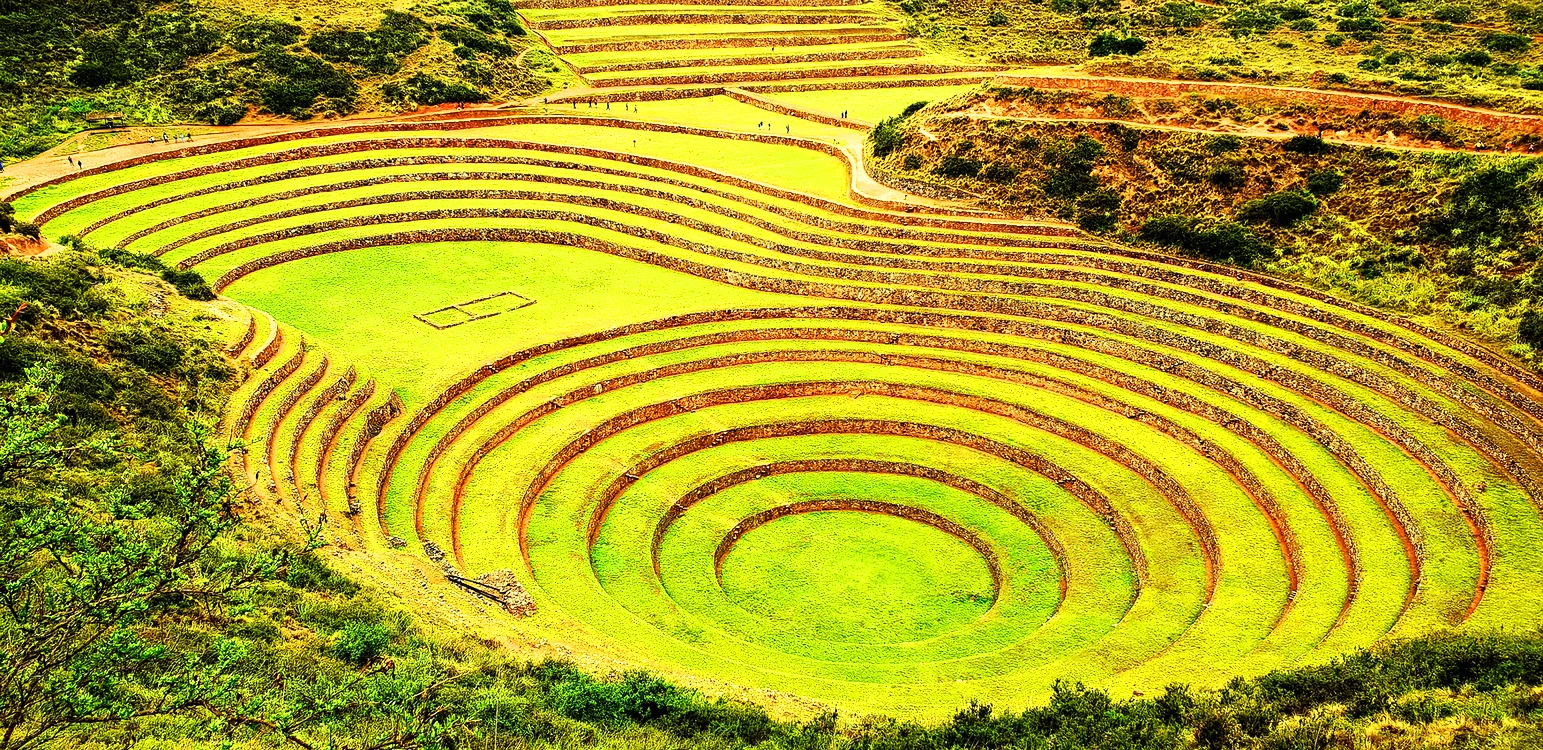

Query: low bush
<box><xmin>229</xmin><ymin>18</ymin><xmax>303</xmax><ymax>53</ymax></box>
<box><xmin>1520</xmin><ymin>309</ymin><xmax>1543</xmax><ymax>348</ymax></box>
<box><xmin>1139</xmin><ymin>215</ymin><xmax>1273</xmax><ymax>264</ymax></box>
<box><xmin>935</xmin><ymin>155</ymin><xmax>984</xmax><ymax>177</ymax></box>
<box><xmin>1282</xmin><ymin>134</ymin><xmax>1330</xmax><ymax>154</ymax></box>
<box><xmin>1456</xmin><ymin>49</ymin><xmax>1493</xmax><ymax>66</ymax></box>
<box><xmin>382</xmin><ymin>73</ymin><xmax>484</xmax><ymax>106</ymax></box>
<box><xmin>1088</xmin><ymin>33</ymin><xmax>1147</xmax><ymax>56</ymax></box>
<box><xmin>160</xmin><ymin>268</ymin><xmax>215</xmax><ymax>300</ymax></box>
<box><xmin>333</xmin><ymin>620</ymin><xmax>392</xmax><ymax>665</ymax></box>
<box><xmin>250</xmin><ymin>49</ymin><xmax>357</xmax><ymax>117</ymax></box>
<box><xmin>1483</xmin><ymin>32</ymin><xmax>1532</xmax><ymax>53</ymax></box>
<box><xmin>1306</xmin><ymin>170</ymin><xmax>1344</xmax><ymax>195</ymax></box>
<box><xmin>1237</xmin><ymin>190</ymin><xmax>1319</xmax><ymax>226</ymax></box>
<box><xmin>306</xmin><ymin>11</ymin><xmax>427</xmax><ymax>73</ymax></box>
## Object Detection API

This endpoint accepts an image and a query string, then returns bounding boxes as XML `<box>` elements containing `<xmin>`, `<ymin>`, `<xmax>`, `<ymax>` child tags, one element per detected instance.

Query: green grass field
<box><xmin>10</xmin><ymin>63</ymin><xmax>1543</xmax><ymax>718</ymax></box>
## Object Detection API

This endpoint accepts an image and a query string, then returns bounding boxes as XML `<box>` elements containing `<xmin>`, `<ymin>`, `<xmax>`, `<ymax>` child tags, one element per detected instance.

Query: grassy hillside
<box><xmin>0</xmin><ymin>0</ymin><xmax>564</xmax><ymax>160</ymax></box>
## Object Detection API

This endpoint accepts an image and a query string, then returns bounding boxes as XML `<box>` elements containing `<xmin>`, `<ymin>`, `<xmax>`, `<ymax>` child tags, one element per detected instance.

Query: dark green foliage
<box><xmin>70</xmin><ymin>12</ymin><xmax>222</xmax><ymax>88</ymax></box>
<box><xmin>1483</xmin><ymin>32</ymin><xmax>1533</xmax><ymax>52</ymax></box>
<box><xmin>159</xmin><ymin>268</ymin><xmax>215</xmax><ymax>300</ymax></box>
<box><xmin>935</xmin><ymin>155</ymin><xmax>984</xmax><ymax>177</ymax></box>
<box><xmin>382</xmin><ymin>73</ymin><xmax>485</xmax><ymax>106</ymax></box>
<box><xmin>332</xmin><ymin>621</ymin><xmax>392</xmax><ymax>665</ymax></box>
<box><xmin>1139</xmin><ymin>215</ymin><xmax>1273</xmax><ymax>264</ymax></box>
<box><xmin>440</xmin><ymin>25</ymin><xmax>515</xmax><ymax>56</ymax></box>
<box><xmin>983</xmin><ymin>163</ymin><xmax>1019</xmax><ymax>182</ymax></box>
<box><xmin>1430</xmin><ymin>158</ymin><xmax>1541</xmax><ymax>244</ymax></box>
<box><xmin>1237</xmin><ymin>190</ymin><xmax>1319</xmax><ymax>226</ymax></box>
<box><xmin>1043</xmin><ymin>135</ymin><xmax>1105</xmax><ymax>198</ymax></box>
<box><xmin>1224</xmin><ymin>6</ymin><xmax>1283</xmax><ymax>35</ymax></box>
<box><xmin>551</xmin><ymin>671</ymin><xmax>693</xmax><ymax>726</ymax></box>
<box><xmin>872</xmin><ymin>104</ymin><xmax>927</xmax><ymax>157</ymax></box>
<box><xmin>902</xmin><ymin>154</ymin><xmax>923</xmax><ymax>169</ymax></box>
<box><xmin>1520</xmin><ymin>309</ymin><xmax>1543</xmax><ymax>348</ymax></box>
<box><xmin>1089</xmin><ymin>32</ymin><xmax>1147</xmax><ymax>56</ymax></box>
<box><xmin>1307</xmin><ymin>169</ymin><xmax>1345</xmax><ymax>195</ymax></box>
<box><xmin>14</xmin><ymin>222</ymin><xmax>40</xmax><ymax>240</ymax></box>
<box><xmin>987</xmin><ymin>8</ymin><xmax>1010</xmax><ymax>26</ymax></box>
<box><xmin>1076</xmin><ymin>189</ymin><xmax>1122</xmax><ymax>231</ymax></box>
<box><xmin>1456</xmin><ymin>49</ymin><xmax>1493</xmax><ymax>66</ymax></box>
<box><xmin>229</xmin><ymin>18</ymin><xmax>303</xmax><ymax>53</ymax></box>
<box><xmin>307</xmin><ymin>11</ymin><xmax>427</xmax><ymax>73</ymax></box>
<box><xmin>1282</xmin><ymin>134</ymin><xmax>1331</xmax><ymax>154</ymax></box>
<box><xmin>249</xmin><ymin>49</ymin><xmax>357</xmax><ymax>117</ymax></box>
<box><xmin>104</xmin><ymin>324</ymin><xmax>185</xmax><ymax>374</ymax></box>
<box><xmin>1207</xmin><ymin>162</ymin><xmax>1247</xmax><ymax>188</ymax></box>
<box><xmin>1431</xmin><ymin>2</ymin><xmax>1474</xmax><ymax>22</ymax></box>
<box><xmin>1207</xmin><ymin>134</ymin><xmax>1243</xmax><ymax>153</ymax></box>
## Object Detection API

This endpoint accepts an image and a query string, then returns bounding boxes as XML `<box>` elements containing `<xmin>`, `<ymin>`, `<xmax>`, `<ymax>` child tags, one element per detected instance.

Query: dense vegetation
<box><xmin>892</xmin><ymin>0</ymin><xmax>1543</xmax><ymax>112</ymax></box>
<box><xmin>0</xmin><ymin>0</ymin><xmax>562</xmax><ymax>161</ymax></box>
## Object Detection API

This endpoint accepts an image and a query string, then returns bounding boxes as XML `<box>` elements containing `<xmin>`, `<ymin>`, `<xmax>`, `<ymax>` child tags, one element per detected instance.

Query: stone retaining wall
<box><xmin>725</xmin><ymin>87</ymin><xmax>871</xmax><ymax>130</ymax></box>
<box><xmin>531</xmin><ymin>11</ymin><xmax>878</xmax><ymax>30</ymax></box>
<box><xmin>233</xmin><ymin>340</ymin><xmax>306</xmax><ymax>440</ymax></box>
<box><xmin>552</xmin><ymin>30</ymin><xmax>905</xmax><ymax>54</ymax></box>
<box><xmin>593</xmin><ymin>62</ymin><xmax>996</xmax><ymax>88</ymax></box>
<box><xmin>580</xmin><ymin>46</ymin><xmax>919</xmax><ymax>74</ymax></box>
<box><xmin>994</xmin><ymin>74</ymin><xmax>1543</xmax><ymax>134</ymax></box>
<box><xmin>290</xmin><ymin>365</ymin><xmax>357</xmax><ymax>477</ymax></box>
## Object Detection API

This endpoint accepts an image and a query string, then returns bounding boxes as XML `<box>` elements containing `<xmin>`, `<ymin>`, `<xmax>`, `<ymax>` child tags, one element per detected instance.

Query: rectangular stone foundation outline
<box><xmin>414</xmin><ymin>291</ymin><xmax>536</xmax><ymax>329</ymax></box>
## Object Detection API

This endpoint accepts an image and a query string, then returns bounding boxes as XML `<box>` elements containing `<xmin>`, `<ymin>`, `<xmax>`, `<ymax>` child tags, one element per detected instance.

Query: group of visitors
<box><xmin>150</xmin><ymin>132</ymin><xmax>193</xmax><ymax>145</ymax></box>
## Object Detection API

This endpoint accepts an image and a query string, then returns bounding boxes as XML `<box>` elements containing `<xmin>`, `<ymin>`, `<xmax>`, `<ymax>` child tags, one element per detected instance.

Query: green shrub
<box><xmin>333</xmin><ymin>620</ymin><xmax>392</xmax><ymax>665</ymax></box>
<box><xmin>307</xmin><ymin>11</ymin><xmax>427</xmax><ymax>73</ymax></box>
<box><xmin>871</xmin><ymin>119</ymin><xmax>904</xmax><ymax>157</ymax></box>
<box><xmin>250</xmin><ymin>50</ymin><xmax>357</xmax><ymax>117</ymax></box>
<box><xmin>983</xmin><ymin>163</ymin><xmax>1019</xmax><ymax>182</ymax></box>
<box><xmin>382</xmin><ymin>73</ymin><xmax>485</xmax><ymax>106</ymax></box>
<box><xmin>550</xmin><ymin>671</ymin><xmax>693</xmax><ymax>725</ymax></box>
<box><xmin>1208</xmin><ymin>162</ymin><xmax>1247</xmax><ymax>188</ymax></box>
<box><xmin>901</xmin><ymin>100</ymin><xmax>929</xmax><ymax>117</ymax></box>
<box><xmin>229</xmin><ymin>18</ymin><xmax>303</xmax><ymax>52</ymax></box>
<box><xmin>1325</xmin><ymin>33</ymin><xmax>1347</xmax><ymax>46</ymax></box>
<box><xmin>1306</xmin><ymin>170</ymin><xmax>1344</xmax><ymax>195</ymax></box>
<box><xmin>440</xmin><ymin>25</ymin><xmax>516</xmax><ymax>56</ymax></box>
<box><xmin>1520</xmin><ymin>309</ymin><xmax>1543</xmax><ymax>348</ymax></box>
<box><xmin>1207</xmin><ymin>134</ymin><xmax>1242</xmax><ymax>153</ymax></box>
<box><xmin>1089</xmin><ymin>33</ymin><xmax>1147</xmax><ymax>56</ymax></box>
<box><xmin>987</xmin><ymin>8</ymin><xmax>1009</xmax><ymax>25</ymax></box>
<box><xmin>1139</xmin><ymin>215</ymin><xmax>1272</xmax><ymax>264</ymax></box>
<box><xmin>1431</xmin><ymin>2</ymin><xmax>1474</xmax><ymax>22</ymax></box>
<box><xmin>902</xmin><ymin>154</ymin><xmax>922</xmax><ymax>170</ymax></box>
<box><xmin>104</xmin><ymin>324</ymin><xmax>184</xmax><ymax>374</ymax></box>
<box><xmin>1483</xmin><ymin>32</ymin><xmax>1532</xmax><ymax>52</ymax></box>
<box><xmin>935</xmin><ymin>155</ymin><xmax>983</xmax><ymax>177</ymax></box>
<box><xmin>1283</xmin><ymin>134</ymin><xmax>1330</xmax><ymax>154</ymax></box>
<box><xmin>1237</xmin><ymin>190</ymin><xmax>1319</xmax><ymax>226</ymax></box>
<box><xmin>1456</xmin><ymin>49</ymin><xmax>1493</xmax><ymax>66</ymax></box>
<box><xmin>15</xmin><ymin>222</ymin><xmax>40</xmax><ymax>240</ymax></box>
<box><xmin>159</xmin><ymin>268</ymin><xmax>214</xmax><ymax>301</ymax></box>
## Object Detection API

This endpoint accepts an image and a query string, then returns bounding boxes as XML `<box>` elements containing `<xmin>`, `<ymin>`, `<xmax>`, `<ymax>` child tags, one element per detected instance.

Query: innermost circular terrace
<box><xmin>717</xmin><ymin>506</ymin><xmax>998</xmax><ymax>644</ymax></box>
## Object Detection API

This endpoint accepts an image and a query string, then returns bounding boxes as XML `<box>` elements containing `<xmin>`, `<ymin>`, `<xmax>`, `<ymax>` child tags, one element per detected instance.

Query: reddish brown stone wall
<box><xmin>995</xmin><ymin>75</ymin><xmax>1543</xmax><ymax>134</ymax></box>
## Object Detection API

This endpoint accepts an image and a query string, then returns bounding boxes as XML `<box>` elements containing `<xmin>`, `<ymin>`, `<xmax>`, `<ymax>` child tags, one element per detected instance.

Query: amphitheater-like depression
<box><xmin>13</xmin><ymin>113</ymin><xmax>1543</xmax><ymax>715</ymax></box>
